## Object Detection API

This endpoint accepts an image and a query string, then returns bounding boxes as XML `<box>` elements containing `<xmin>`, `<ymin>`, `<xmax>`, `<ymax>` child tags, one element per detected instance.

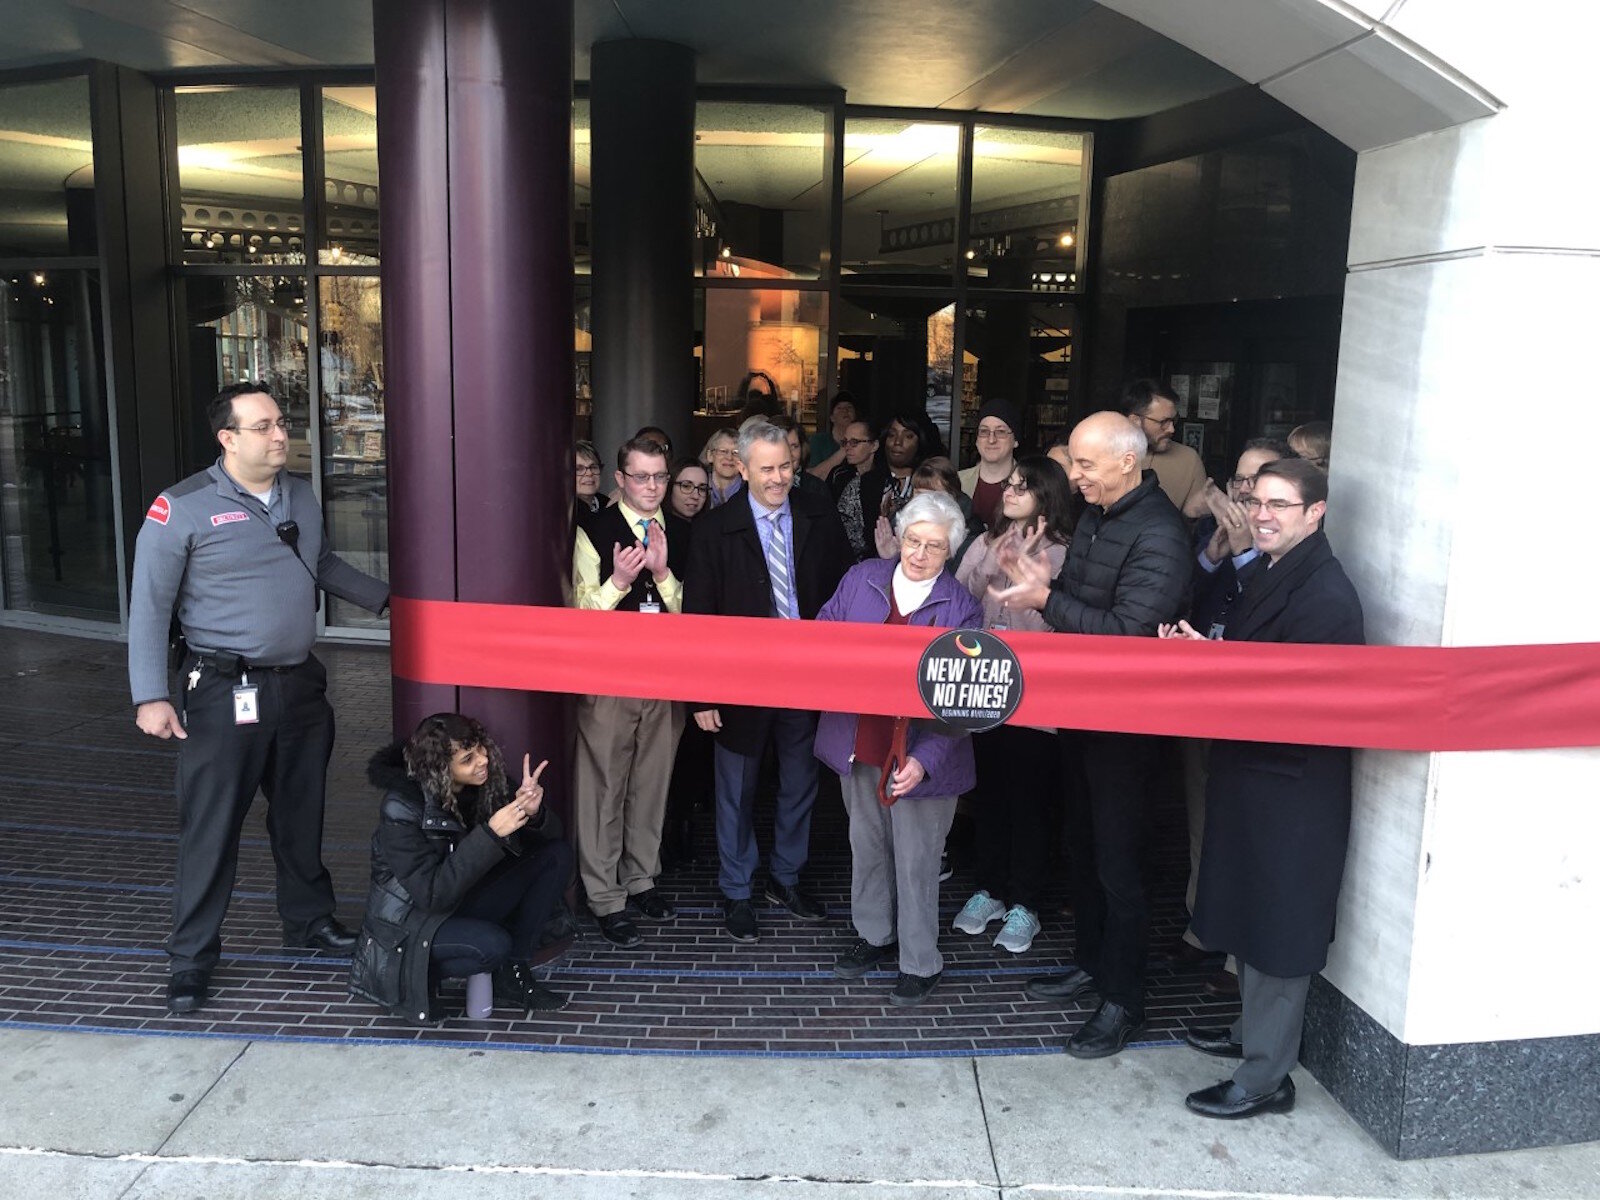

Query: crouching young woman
<box><xmin>350</xmin><ymin>713</ymin><xmax>573</xmax><ymax>1023</ymax></box>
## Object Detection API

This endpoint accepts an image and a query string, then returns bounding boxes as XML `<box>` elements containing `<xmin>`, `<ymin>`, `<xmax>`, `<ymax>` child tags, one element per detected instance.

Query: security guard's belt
<box><xmin>190</xmin><ymin>651</ymin><xmax>306</xmax><ymax>678</ymax></box>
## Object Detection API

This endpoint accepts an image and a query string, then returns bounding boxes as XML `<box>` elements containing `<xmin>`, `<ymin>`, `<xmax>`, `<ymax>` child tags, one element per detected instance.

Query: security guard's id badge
<box><xmin>232</xmin><ymin>684</ymin><xmax>260</xmax><ymax>724</ymax></box>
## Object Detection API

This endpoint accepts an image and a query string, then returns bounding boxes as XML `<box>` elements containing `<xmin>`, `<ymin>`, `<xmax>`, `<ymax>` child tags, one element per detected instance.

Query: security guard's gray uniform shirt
<box><xmin>128</xmin><ymin>461</ymin><xmax>389</xmax><ymax>704</ymax></box>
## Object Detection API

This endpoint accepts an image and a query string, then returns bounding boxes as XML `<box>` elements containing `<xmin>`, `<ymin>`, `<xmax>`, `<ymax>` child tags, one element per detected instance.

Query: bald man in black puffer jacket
<box><xmin>990</xmin><ymin>411</ymin><xmax>1189</xmax><ymax>1060</ymax></box>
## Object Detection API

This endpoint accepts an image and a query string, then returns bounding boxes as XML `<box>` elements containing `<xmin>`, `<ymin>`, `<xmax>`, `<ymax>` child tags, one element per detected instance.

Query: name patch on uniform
<box><xmin>211</xmin><ymin>511</ymin><xmax>250</xmax><ymax>526</ymax></box>
<box><xmin>146</xmin><ymin>496</ymin><xmax>170</xmax><ymax>525</ymax></box>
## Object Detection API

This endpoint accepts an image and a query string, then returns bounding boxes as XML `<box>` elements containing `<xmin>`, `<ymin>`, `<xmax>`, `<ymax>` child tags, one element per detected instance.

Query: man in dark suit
<box><xmin>684</xmin><ymin>422</ymin><xmax>853</xmax><ymax>942</ymax></box>
<box><xmin>1160</xmin><ymin>457</ymin><xmax>1364</xmax><ymax>1119</ymax></box>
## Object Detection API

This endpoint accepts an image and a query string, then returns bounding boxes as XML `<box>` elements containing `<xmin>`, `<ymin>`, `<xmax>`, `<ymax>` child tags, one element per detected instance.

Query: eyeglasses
<box><xmin>1240</xmin><ymin>497</ymin><xmax>1307</xmax><ymax>514</ymax></box>
<box><xmin>901</xmin><ymin>535</ymin><xmax>950</xmax><ymax>557</ymax></box>
<box><xmin>674</xmin><ymin>480</ymin><xmax>710</xmax><ymax>494</ymax></box>
<box><xmin>976</xmin><ymin>426</ymin><xmax>1014</xmax><ymax>441</ymax></box>
<box><xmin>1003</xmin><ymin>479</ymin><xmax>1029</xmax><ymax>493</ymax></box>
<box><xmin>228</xmin><ymin>418</ymin><xmax>291</xmax><ymax>435</ymax></box>
<box><xmin>1227</xmin><ymin>473</ymin><xmax>1256</xmax><ymax>488</ymax></box>
<box><xmin>840</xmin><ymin>437</ymin><xmax>874</xmax><ymax>448</ymax></box>
<box><xmin>622</xmin><ymin>471</ymin><xmax>671</xmax><ymax>486</ymax></box>
<box><xmin>575</xmin><ymin>464</ymin><xmax>601</xmax><ymax>476</ymax></box>
<box><xmin>1139</xmin><ymin>414</ymin><xmax>1177</xmax><ymax>430</ymax></box>
<box><xmin>712</xmin><ymin>447</ymin><xmax>741</xmax><ymax>458</ymax></box>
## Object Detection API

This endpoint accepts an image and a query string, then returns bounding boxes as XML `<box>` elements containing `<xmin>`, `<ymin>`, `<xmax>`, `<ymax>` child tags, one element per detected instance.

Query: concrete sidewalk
<box><xmin>4</xmin><ymin>1028</ymin><xmax>1597</xmax><ymax>1199</ymax></box>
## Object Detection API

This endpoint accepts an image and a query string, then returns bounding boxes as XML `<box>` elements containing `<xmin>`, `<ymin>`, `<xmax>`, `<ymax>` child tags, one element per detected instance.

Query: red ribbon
<box><xmin>389</xmin><ymin>597</ymin><xmax>1600</xmax><ymax>752</ymax></box>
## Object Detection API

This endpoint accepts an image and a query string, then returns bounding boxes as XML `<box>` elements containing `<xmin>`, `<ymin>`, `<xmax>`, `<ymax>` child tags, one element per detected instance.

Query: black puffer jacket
<box><xmin>347</xmin><ymin>743</ymin><xmax>564</xmax><ymax>1024</ymax></box>
<box><xmin>1042</xmin><ymin>469</ymin><xmax>1189</xmax><ymax>637</ymax></box>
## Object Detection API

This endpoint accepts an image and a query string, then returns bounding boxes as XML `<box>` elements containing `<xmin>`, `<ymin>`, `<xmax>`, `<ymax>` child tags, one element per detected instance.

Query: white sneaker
<box><xmin>952</xmin><ymin>890</ymin><xmax>1006</xmax><ymax>935</ymax></box>
<box><xmin>993</xmin><ymin>905</ymin><xmax>1040</xmax><ymax>954</ymax></box>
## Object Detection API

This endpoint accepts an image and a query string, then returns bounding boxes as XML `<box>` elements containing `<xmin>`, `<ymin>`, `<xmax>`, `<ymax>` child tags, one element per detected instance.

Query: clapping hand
<box><xmin>610</xmin><ymin>541</ymin><xmax>647</xmax><ymax>590</ymax></box>
<box><xmin>641</xmin><ymin>519</ymin><xmax>669</xmax><ymax>580</ymax></box>
<box><xmin>873</xmin><ymin>515</ymin><xmax>899</xmax><ymax>559</ymax></box>
<box><xmin>987</xmin><ymin>523</ymin><xmax>1052</xmax><ymax>611</ymax></box>
<box><xmin>1157</xmin><ymin>620</ymin><xmax>1206</xmax><ymax>640</ymax></box>
<box><xmin>1203</xmin><ymin>481</ymin><xmax>1253</xmax><ymax>557</ymax></box>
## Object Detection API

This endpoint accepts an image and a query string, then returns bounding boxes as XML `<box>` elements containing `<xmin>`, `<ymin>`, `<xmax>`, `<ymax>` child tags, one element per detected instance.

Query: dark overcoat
<box><xmin>682</xmin><ymin>488</ymin><xmax>853</xmax><ymax>755</ymax></box>
<box><xmin>1191</xmin><ymin>529</ymin><xmax>1365</xmax><ymax>978</ymax></box>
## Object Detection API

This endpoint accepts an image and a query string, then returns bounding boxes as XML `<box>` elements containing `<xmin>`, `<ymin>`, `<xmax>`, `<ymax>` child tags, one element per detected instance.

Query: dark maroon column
<box><xmin>377</xmin><ymin>0</ymin><xmax>575</xmax><ymax>819</ymax></box>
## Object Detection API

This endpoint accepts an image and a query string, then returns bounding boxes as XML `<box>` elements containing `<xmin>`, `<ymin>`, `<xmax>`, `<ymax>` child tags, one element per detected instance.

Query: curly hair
<box><xmin>402</xmin><ymin>713</ymin><xmax>510</xmax><ymax>826</ymax></box>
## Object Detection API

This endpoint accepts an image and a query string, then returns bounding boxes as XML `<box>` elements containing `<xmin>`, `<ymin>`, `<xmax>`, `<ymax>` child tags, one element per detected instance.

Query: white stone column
<box><xmin>1309</xmin><ymin>1</ymin><xmax>1600</xmax><ymax>1157</ymax></box>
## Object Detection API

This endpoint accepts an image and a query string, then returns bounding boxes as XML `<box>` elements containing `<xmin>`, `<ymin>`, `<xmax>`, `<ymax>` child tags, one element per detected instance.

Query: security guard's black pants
<box><xmin>169</xmin><ymin>655</ymin><xmax>337</xmax><ymax>974</ymax></box>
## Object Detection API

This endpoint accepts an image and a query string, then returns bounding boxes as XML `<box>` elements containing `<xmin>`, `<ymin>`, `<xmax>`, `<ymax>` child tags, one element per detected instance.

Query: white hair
<box><xmin>1106</xmin><ymin>418</ymin><xmax>1147</xmax><ymax>460</ymax></box>
<box><xmin>737</xmin><ymin>421</ymin><xmax>788</xmax><ymax>463</ymax></box>
<box><xmin>894</xmin><ymin>491</ymin><xmax>965</xmax><ymax>545</ymax></box>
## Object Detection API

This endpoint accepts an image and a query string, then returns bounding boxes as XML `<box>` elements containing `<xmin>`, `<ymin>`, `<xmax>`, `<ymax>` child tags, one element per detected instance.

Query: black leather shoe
<box><xmin>763</xmin><ymin>880</ymin><xmax>826</xmax><ymax>922</ymax></box>
<box><xmin>627</xmin><ymin>888</ymin><xmax>677</xmax><ymax>920</ymax></box>
<box><xmin>596</xmin><ymin>911</ymin><xmax>643</xmax><ymax>948</ymax></box>
<box><xmin>286</xmin><ymin>916</ymin><xmax>357</xmax><ymax>952</ymax></box>
<box><xmin>1023</xmin><ymin>966</ymin><xmax>1097</xmax><ymax>1003</ymax></box>
<box><xmin>724</xmin><ymin>898</ymin><xmax>760</xmax><ymax>942</ymax></box>
<box><xmin>888</xmin><ymin>971</ymin><xmax>942</xmax><ymax>1006</ymax></box>
<box><xmin>832</xmin><ymin>938</ymin><xmax>898</xmax><ymax>979</ymax></box>
<box><xmin>1186</xmin><ymin>1077</ymin><xmax>1296</xmax><ymax>1119</ymax></box>
<box><xmin>1064</xmin><ymin>1000</ymin><xmax>1144</xmax><ymax>1059</ymax></box>
<box><xmin>1203</xmin><ymin>968</ymin><xmax>1240</xmax><ymax>998</ymax></box>
<box><xmin>167</xmin><ymin>970</ymin><xmax>209</xmax><ymax>1015</ymax></box>
<box><xmin>1184</xmin><ymin>1025</ymin><xmax>1244</xmax><ymax>1060</ymax></box>
<box><xmin>493</xmin><ymin>960</ymin><xmax>568</xmax><ymax>1013</ymax></box>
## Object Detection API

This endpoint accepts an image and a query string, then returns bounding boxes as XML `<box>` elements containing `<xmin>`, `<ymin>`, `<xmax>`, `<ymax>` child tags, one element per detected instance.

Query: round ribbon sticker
<box><xmin>917</xmin><ymin>628</ymin><xmax>1024</xmax><ymax>732</ymax></box>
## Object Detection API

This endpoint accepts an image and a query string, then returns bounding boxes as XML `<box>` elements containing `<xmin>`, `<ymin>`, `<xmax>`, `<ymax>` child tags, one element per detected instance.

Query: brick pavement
<box><xmin>0</xmin><ymin>626</ymin><xmax>1240</xmax><ymax>1057</ymax></box>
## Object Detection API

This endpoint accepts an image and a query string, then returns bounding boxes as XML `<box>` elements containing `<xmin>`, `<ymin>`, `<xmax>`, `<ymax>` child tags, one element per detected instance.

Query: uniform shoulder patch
<box><xmin>146</xmin><ymin>496</ymin><xmax>171</xmax><ymax>525</ymax></box>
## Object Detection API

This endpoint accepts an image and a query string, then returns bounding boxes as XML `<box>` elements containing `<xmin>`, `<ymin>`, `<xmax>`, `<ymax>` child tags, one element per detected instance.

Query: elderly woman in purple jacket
<box><xmin>814</xmin><ymin>491</ymin><xmax>983</xmax><ymax>1005</ymax></box>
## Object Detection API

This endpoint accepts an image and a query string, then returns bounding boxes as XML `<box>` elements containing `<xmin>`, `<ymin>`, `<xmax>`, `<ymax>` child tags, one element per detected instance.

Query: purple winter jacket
<box><xmin>812</xmin><ymin>557</ymin><xmax>982</xmax><ymax>799</ymax></box>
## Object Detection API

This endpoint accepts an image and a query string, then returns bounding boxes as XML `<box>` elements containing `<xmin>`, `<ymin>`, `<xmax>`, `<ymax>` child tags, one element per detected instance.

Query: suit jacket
<box><xmin>683</xmin><ymin>489</ymin><xmax>854</xmax><ymax>755</ymax></box>
<box><xmin>1192</xmin><ymin>529</ymin><xmax>1366</xmax><ymax>977</ymax></box>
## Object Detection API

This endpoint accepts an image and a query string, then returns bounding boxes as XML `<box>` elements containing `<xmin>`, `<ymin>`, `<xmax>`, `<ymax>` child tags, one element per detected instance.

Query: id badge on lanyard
<box><xmin>233</xmin><ymin>671</ymin><xmax>260</xmax><ymax>724</ymax></box>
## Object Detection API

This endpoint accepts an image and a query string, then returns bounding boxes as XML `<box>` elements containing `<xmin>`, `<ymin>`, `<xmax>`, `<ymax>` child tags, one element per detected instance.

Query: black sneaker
<box><xmin>888</xmin><ymin>971</ymin><xmax>942</xmax><ymax>1006</ymax></box>
<box><xmin>938</xmin><ymin>852</ymin><xmax>953</xmax><ymax>882</ymax></box>
<box><xmin>627</xmin><ymin>888</ymin><xmax>677</xmax><ymax>920</ymax></box>
<box><xmin>596</xmin><ymin>911</ymin><xmax>643</xmax><ymax>948</ymax></box>
<box><xmin>832</xmin><ymin>938</ymin><xmax>898</xmax><ymax>979</ymax></box>
<box><xmin>492</xmin><ymin>960</ymin><xmax>569</xmax><ymax>1012</ymax></box>
<box><xmin>763</xmin><ymin>880</ymin><xmax>826</xmax><ymax>922</ymax></box>
<box><xmin>724</xmin><ymin>898</ymin><xmax>760</xmax><ymax>942</ymax></box>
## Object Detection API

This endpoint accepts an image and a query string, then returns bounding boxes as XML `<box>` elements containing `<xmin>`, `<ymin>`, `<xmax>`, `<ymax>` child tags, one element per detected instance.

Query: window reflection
<box><xmin>842</xmin><ymin>119</ymin><xmax>960</xmax><ymax>280</ymax></box>
<box><xmin>695</xmin><ymin>102</ymin><xmax>828</xmax><ymax>279</ymax></box>
<box><xmin>318</xmin><ymin>275</ymin><xmax>387</xmax><ymax>628</ymax></box>
<box><xmin>321</xmin><ymin>87</ymin><xmax>379</xmax><ymax>265</ymax></box>
<box><xmin>0</xmin><ymin>77</ymin><xmax>94</xmax><ymax>257</ymax></box>
<box><xmin>175</xmin><ymin>86</ymin><xmax>305</xmax><ymax>265</ymax></box>
<box><xmin>0</xmin><ymin>270</ymin><xmax>117</xmax><ymax>620</ymax></box>
<box><xmin>966</xmin><ymin>127</ymin><xmax>1085</xmax><ymax>293</ymax></box>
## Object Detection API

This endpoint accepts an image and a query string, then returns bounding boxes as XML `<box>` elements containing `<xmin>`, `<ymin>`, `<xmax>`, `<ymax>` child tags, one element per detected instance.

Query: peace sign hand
<box><xmin>515</xmin><ymin>754</ymin><xmax>548</xmax><ymax>816</ymax></box>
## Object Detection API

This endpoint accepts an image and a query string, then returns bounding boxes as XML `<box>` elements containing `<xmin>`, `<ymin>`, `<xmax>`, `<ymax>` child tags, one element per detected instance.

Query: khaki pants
<box><xmin>574</xmin><ymin>695</ymin><xmax>682</xmax><ymax>916</ymax></box>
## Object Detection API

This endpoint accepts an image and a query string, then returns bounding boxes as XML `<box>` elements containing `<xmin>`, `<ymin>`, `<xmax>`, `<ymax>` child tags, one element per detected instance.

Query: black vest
<box><xmin>582</xmin><ymin>504</ymin><xmax>690</xmax><ymax>610</ymax></box>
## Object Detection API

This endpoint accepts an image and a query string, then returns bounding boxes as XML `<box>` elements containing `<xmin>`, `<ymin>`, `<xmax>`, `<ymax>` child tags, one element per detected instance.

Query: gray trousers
<box><xmin>1226</xmin><ymin>962</ymin><xmax>1311</xmax><ymax>1094</ymax></box>
<box><xmin>841</xmin><ymin>762</ymin><xmax>956</xmax><ymax>978</ymax></box>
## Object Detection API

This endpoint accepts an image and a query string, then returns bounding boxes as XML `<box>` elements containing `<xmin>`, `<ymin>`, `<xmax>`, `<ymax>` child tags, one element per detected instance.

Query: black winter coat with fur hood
<box><xmin>347</xmin><ymin>742</ymin><xmax>564</xmax><ymax>1024</ymax></box>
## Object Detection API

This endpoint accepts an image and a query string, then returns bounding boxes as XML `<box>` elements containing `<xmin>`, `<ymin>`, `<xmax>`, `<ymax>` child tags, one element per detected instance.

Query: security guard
<box><xmin>128</xmin><ymin>381</ymin><xmax>389</xmax><ymax>1015</ymax></box>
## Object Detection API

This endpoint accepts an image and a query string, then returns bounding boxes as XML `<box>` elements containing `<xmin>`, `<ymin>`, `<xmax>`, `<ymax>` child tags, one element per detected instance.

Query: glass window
<box><xmin>0</xmin><ymin>76</ymin><xmax>94</xmax><ymax>258</ymax></box>
<box><xmin>320</xmin><ymin>87</ymin><xmax>379</xmax><ymax>265</ymax></box>
<box><xmin>957</xmin><ymin>299</ymin><xmax>1078</xmax><ymax>463</ymax></box>
<box><xmin>841</xmin><ymin>118</ymin><xmax>960</xmax><ymax>282</ymax></box>
<box><xmin>175</xmin><ymin>86</ymin><xmax>305</xmax><ymax>265</ymax></box>
<box><xmin>696</xmin><ymin>102</ymin><xmax>828</xmax><ymax>279</ymax></box>
<box><xmin>967</xmin><ymin>126</ymin><xmax>1086</xmax><ymax>293</ymax></box>
<box><xmin>182</xmin><ymin>275</ymin><xmax>311</xmax><ymax>473</ymax></box>
<box><xmin>574</xmin><ymin>99</ymin><xmax>591</xmax><ymax>276</ymax></box>
<box><xmin>835</xmin><ymin>289</ymin><xmax>955</xmax><ymax>455</ymax></box>
<box><xmin>0</xmin><ymin>268</ymin><xmax>118</xmax><ymax>620</ymax></box>
<box><xmin>318</xmin><ymin>275</ymin><xmax>386</xmax><ymax>628</ymax></box>
<box><xmin>699</xmin><ymin>289</ymin><xmax>828</xmax><ymax>422</ymax></box>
